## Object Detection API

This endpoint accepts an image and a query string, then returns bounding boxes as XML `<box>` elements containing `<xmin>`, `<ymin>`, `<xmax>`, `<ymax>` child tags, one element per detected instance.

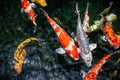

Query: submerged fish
<box><xmin>76</xmin><ymin>3</ymin><xmax>96</xmax><ymax>67</ymax></box>
<box><xmin>21</xmin><ymin>0</ymin><xmax>37</xmax><ymax>34</ymax></box>
<box><xmin>40</xmin><ymin>8</ymin><xmax>79</xmax><ymax>60</ymax></box>
<box><xmin>83</xmin><ymin>53</ymin><xmax>112</xmax><ymax>80</ymax></box>
<box><xmin>31</xmin><ymin>0</ymin><xmax>47</xmax><ymax>7</ymax></box>
<box><xmin>101</xmin><ymin>21</ymin><xmax>119</xmax><ymax>49</ymax></box>
<box><xmin>14</xmin><ymin>38</ymin><xmax>38</xmax><ymax>74</ymax></box>
<box><xmin>82</xmin><ymin>2</ymin><xmax>90</xmax><ymax>32</ymax></box>
<box><xmin>85</xmin><ymin>13</ymin><xmax>117</xmax><ymax>33</ymax></box>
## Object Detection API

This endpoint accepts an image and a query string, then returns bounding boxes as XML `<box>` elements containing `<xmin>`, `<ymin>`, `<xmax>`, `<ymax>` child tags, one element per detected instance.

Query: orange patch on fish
<box><xmin>14</xmin><ymin>49</ymin><xmax>26</xmax><ymax>74</ymax></box>
<box><xmin>84</xmin><ymin>54</ymin><xmax>111</xmax><ymax>80</ymax></box>
<box><xmin>102</xmin><ymin>22</ymin><xmax>119</xmax><ymax>49</ymax></box>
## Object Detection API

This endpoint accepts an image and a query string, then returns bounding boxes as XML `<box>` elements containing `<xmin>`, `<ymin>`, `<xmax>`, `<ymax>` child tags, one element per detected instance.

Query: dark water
<box><xmin>0</xmin><ymin>0</ymin><xmax>120</xmax><ymax>80</ymax></box>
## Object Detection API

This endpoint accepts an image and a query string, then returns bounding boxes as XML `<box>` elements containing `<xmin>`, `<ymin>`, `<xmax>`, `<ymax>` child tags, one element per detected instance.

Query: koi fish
<box><xmin>40</xmin><ymin>8</ymin><xmax>79</xmax><ymax>60</ymax></box>
<box><xmin>86</xmin><ymin>13</ymin><xmax>117</xmax><ymax>33</ymax></box>
<box><xmin>21</xmin><ymin>0</ymin><xmax>37</xmax><ymax>34</ymax></box>
<box><xmin>14</xmin><ymin>38</ymin><xmax>38</xmax><ymax>74</ymax></box>
<box><xmin>85</xmin><ymin>1</ymin><xmax>115</xmax><ymax>33</ymax></box>
<box><xmin>101</xmin><ymin>22</ymin><xmax>119</xmax><ymax>49</ymax></box>
<box><xmin>31</xmin><ymin>0</ymin><xmax>47</xmax><ymax>7</ymax></box>
<box><xmin>82</xmin><ymin>2</ymin><xmax>90</xmax><ymax>32</ymax></box>
<box><xmin>75</xmin><ymin>3</ymin><xmax>97</xmax><ymax>67</ymax></box>
<box><xmin>83</xmin><ymin>53</ymin><xmax>112</xmax><ymax>80</ymax></box>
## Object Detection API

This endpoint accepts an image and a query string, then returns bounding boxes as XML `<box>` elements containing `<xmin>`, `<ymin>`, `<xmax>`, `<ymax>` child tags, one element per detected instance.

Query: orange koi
<box><xmin>14</xmin><ymin>38</ymin><xmax>38</xmax><ymax>74</ymax></box>
<box><xmin>41</xmin><ymin>8</ymin><xmax>79</xmax><ymax>60</ymax></box>
<box><xmin>83</xmin><ymin>53</ymin><xmax>111</xmax><ymax>80</ymax></box>
<box><xmin>101</xmin><ymin>22</ymin><xmax>119</xmax><ymax>49</ymax></box>
<box><xmin>21</xmin><ymin>0</ymin><xmax>37</xmax><ymax>34</ymax></box>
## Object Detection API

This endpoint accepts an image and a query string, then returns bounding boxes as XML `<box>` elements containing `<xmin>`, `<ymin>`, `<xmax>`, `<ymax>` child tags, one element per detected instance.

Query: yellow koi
<box><xmin>14</xmin><ymin>38</ymin><xmax>38</xmax><ymax>74</ymax></box>
<box><xmin>31</xmin><ymin>0</ymin><xmax>47</xmax><ymax>7</ymax></box>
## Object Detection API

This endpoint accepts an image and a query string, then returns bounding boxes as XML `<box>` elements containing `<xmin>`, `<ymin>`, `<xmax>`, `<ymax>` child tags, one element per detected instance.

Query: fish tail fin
<box><xmin>40</xmin><ymin>8</ymin><xmax>49</xmax><ymax>18</ymax></box>
<box><xmin>86</xmin><ymin>2</ymin><xmax>89</xmax><ymax>11</ymax></box>
<box><xmin>112</xmin><ymin>50</ymin><xmax>120</xmax><ymax>55</ymax></box>
<box><xmin>109</xmin><ymin>1</ymin><xmax>114</xmax><ymax>8</ymax></box>
<box><xmin>75</xmin><ymin>3</ymin><xmax>80</xmax><ymax>15</ymax></box>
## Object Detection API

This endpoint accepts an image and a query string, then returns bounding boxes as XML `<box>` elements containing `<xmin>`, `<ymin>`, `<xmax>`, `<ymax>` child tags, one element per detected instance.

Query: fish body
<box><xmin>101</xmin><ymin>22</ymin><xmax>119</xmax><ymax>49</ymax></box>
<box><xmin>86</xmin><ymin>13</ymin><xmax>117</xmax><ymax>33</ymax></box>
<box><xmin>14</xmin><ymin>49</ymin><xmax>26</xmax><ymax>74</ymax></box>
<box><xmin>117</xmin><ymin>35</ymin><xmax>120</xmax><ymax>46</ymax></box>
<box><xmin>41</xmin><ymin>9</ymin><xmax>79</xmax><ymax>60</ymax></box>
<box><xmin>21</xmin><ymin>0</ymin><xmax>37</xmax><ymax>33</ymax></box>
<box><xmin>14</xmin><ymin>38</ymin><xmax>38</xmax><ymax>74</ymax></box>
<box><xmin>76</xmin><ymin>3</ymin><xmax>93</xmax><ymax>67</ymax></box>
<box><xmin>31</xmin><ymin>0</ymin><xmax>47</xmax><ymax>7</ymax></box>
<box><xmin>83</xmin><ymin>53</ymin><xmax>111</xmax><ymax>80</ymax></box>
<box><xmin>82</xmin><ymin>2</ymin><xmax>90</xmax><ymax>32</ymax></box>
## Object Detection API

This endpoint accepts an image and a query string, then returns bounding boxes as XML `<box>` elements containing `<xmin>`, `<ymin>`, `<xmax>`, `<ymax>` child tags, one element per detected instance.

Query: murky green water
<box><xmin>0</xmin><ymin>0</ymin><xmax>120</xmax><ymax>80</ymax></box>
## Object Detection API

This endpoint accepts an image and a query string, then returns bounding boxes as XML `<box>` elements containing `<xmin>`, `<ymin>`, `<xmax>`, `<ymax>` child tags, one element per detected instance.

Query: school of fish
<box><xmin>12</xmin><ymin>1</ymin><xmax>120</xmax><ymax>80</ymax></box>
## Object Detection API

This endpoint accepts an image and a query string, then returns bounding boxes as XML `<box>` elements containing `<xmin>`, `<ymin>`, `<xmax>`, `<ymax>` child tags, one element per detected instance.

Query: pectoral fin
<box><xmin>55</xmin><ymin>48</ymin><xmax>66</xmax><ymax>54</ymax></box>
<box><xmin>100</xmin><ymin>36</ymin><xmax>109</xmax><ymax>42</ymax></box>
<box><xmin>30</xmin><ymin>3</ymin><xmax>36</xmax><ymax>9</ymax></box>
<box><xmin>80</xmin><ymin>69</ymin><xmax>87</xmax><ymax>78</ymax></box>
<box><xmin>89</xmin><ymin>43</ymin><xmax>97</xmax><ymax>51</ymax></box>
<box><xmin>21</xmin><ymin>8</ymin><xmax>24</xmax><ymax>13</ymax></box>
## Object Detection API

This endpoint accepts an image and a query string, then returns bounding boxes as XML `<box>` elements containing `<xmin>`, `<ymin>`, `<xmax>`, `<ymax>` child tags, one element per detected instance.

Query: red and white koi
<box><xmin>82</xmin><ymin>2</ymin><xmax>90</xmax><ymax>32</ymax></box>
<box><xmin>76</xmin><ymin>3</ymin><xmax>97</xmax><ymax>67</ymax></box>
<box><xmin>21</xmin><ymin>0</ymin><xmax>37</xmax><ymax>34</ymax></box>
<box><xmin>83</xmin><ymin>53</ymin><xmax>111</xmax><ymax>80</ymax></box>
<box><xmin>40</xmin><ymin>8</ymin><xmax>79</xmax><ymax>60</ymax></box>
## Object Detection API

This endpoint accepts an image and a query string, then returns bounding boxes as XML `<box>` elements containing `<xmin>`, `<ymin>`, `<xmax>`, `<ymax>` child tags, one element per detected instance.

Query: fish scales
<box><xmin>76</xmin><ymin>3</ymin><xmax>92</xmax><ymax>67</ymax></box>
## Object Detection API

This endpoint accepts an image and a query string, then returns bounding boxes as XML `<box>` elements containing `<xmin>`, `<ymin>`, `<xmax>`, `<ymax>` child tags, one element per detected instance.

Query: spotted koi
<box><xmin>14</xmin><ymin>38</ymin><xmax>38</xmax><ymax>74</ymax></box>
<box><xmin>40</xmin><ymin>8</ymin><xmax>79</xmax><ymax>60</ymax></box>
<box><xmin>83</xmin><ymin>53</ymin><xmax>111</xmax><ymax>80</ymax></box>
<box><xmin>101</xmin><ymin>22</ymin><xmax>119</xmax><ymax>49</ymax></box>
<box><xmin>21</xmin><ymin>0</ymin><xmax>37</xmax><ymax>34</ymax></box>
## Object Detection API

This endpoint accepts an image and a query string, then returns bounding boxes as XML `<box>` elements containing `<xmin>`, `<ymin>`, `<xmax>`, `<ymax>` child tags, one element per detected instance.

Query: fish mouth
<box><xmin>83</xmin><ymin>54</ymin><xmax>92</xmax><ymax>67</ymax></box>
<box><xmin>86</xmin><ymin>61</ymin><xmax>92</xmax><ymax>67</ymax></box>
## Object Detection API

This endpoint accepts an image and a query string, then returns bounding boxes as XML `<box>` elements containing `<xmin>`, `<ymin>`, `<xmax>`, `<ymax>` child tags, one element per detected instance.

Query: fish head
<box><xmin>82</xmin><ymin>52</ymin><xmax>92</xmax><ymax>67</ymax></box>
